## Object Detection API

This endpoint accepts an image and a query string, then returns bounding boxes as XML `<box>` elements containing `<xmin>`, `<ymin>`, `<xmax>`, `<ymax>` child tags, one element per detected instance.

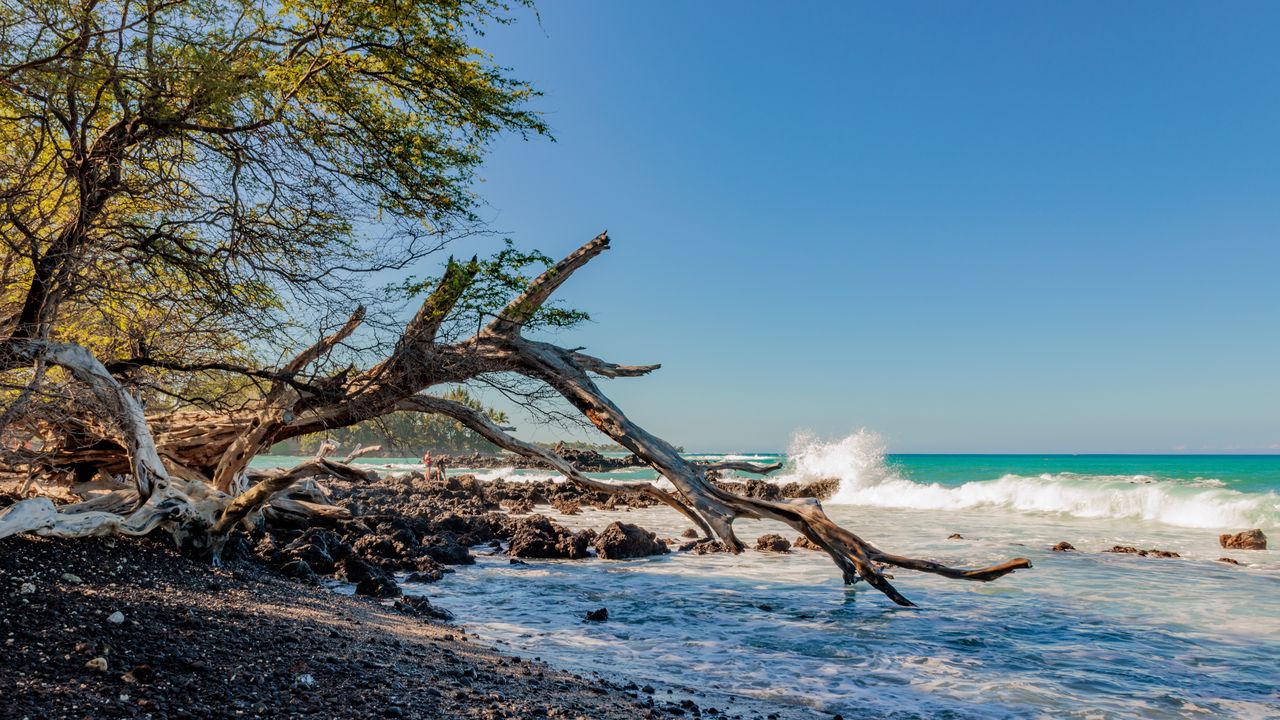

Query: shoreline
<box><xmin>0</xmin><ymin>472</ymin><xmax>818</xmax><ymax>720</ymax></box>
<box><xmin>1</xmin><ymin>531</ymin><xmax>790</xmax><ymax>720</ymax></box>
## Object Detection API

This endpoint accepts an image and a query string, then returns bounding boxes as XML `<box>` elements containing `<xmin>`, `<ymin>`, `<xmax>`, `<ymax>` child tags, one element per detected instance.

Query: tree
<box><xmin>0</xmin><ymin>0</ymin><xmax>1031</xmax><ymax>606</ymax></box>
<box><xmin>0</xmin><ymin>0</ymin><xmax>544</xmax><ymax>350</ymax></box>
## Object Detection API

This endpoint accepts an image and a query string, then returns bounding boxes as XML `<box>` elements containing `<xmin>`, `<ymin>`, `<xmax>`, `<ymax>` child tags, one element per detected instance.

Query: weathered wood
<box><xmin>3</xmin><ymin>233</ymin><xmax>1033</xmax><ymax>604</ymax></box>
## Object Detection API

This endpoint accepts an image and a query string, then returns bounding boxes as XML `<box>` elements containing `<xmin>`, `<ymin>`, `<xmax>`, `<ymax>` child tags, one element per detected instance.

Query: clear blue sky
<box><xmin>447</xmin><ymin>1</ymin><xmax>1280</xmax><ymax>453</ymax></box>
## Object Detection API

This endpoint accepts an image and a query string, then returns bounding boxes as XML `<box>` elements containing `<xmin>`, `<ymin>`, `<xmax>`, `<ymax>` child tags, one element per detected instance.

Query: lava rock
<box><xmin>1219</xmin><ymin>529</ymin><xmax>1267</xmax><ymax>550</ymax></box>
<box><xmin>947</xmin><ymin>533</ymin><xmax>964</xmax><ymax>540</ymax></box>
<box><xmin>679</xmin><ymin>539</ymin><xmax>731</xmax><ymax>555</ymax></box>
<box><xmin>394</xmin><ymin>595</ymin><xmax>453</xmax><ymax>621</ymax></box>
<box><xmin>792</xmin><ymin>536</ymin><xmax>822</xmax><ymax>551</ymax></box>
<box><xmin>279</xmin><ymin>559</ymin><xmax>316</xmax><ymax>579</ymax></box>
<box><xmin>1106</xmin><ymin>545</ymin><xmax>1179</xmax><ymax>558</ymax></box>
<box><xmin>593</xmin><ymin>522</ymin><xmax>668</xmax><ymax>560</ymax></box>
<box><xmin>754</xmin><ymin>534</ymin><xmax>791</xmax><ymax>553</ymax></box>
<box><xmin>584</xmin><ymin>607</ymin><xmax>609</xmax><ymax>622</ymax></box>
<box><xmin>550</xmin><ymin>497</ymin><xmax>582</xmax><ymax>515</ymax></box>
<box><xmin>1051</xmin><ymin>541</ymin><xmax>1075</xmax><ymax>552</ymax></box>
<box><xmin>508</xmin><ymin>516</ymin><xmax>593</xmax><ymax>559</ymax></box>
<box><xmin>339</xmin><ymin>556</ymin><xmax>401</xmax><ymax>598</ymax></box>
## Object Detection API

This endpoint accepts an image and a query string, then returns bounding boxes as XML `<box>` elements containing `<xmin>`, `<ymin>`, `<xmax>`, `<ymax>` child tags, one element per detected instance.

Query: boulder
<box><xmin>550</xmin><ymin>497</ymin><xmax>581</xmax><ymax>515</ymax></box>
<box><xmin>1051</xmin><ymin>541</ymin><xmax>1075</xmax><ymax>552</ymax></box>
<box><xmin>1219</xmin><ymin>529</ymin><xmax>1266</xmax><ymax>550</ymax></box>
<box><xmin>593</xmin><ymin>522</ymin><xmax>669</xmax><ymax>560</ymax></box>
<box><xmin>946</xmin><ymin>533</ymin><xmax>964</xmax><ymax>540</ymax></box>
<box><xmin>279</xmin><ymin>559</ymin><xmax>316</xmax><ymax>579</ymax></box>
<box><xmin>754</xmin><ymin>534</ymin><xmax>791</xmax><ymax>553</ymax></box>
<box><xmin>339</xmin><ymin>556</ymin><xmax>400</xmax><ymax>598</ymax></box>
<box><xmin>501</xmin><ymin>498</ymin><xmax>534</xmax><ymax>514</ymax></box>
<box><xmin>680</xmin><ymin>528</ymin><xmax>700</xmax><ymax>539</ymax></box>
<box><xmin>394</xmin><ymin>595</ymin><xmax>453</xmax><ymax>621</ymax></box>
<box><xmin>793</xmin><ymin>535</ymin><xmax>822</xmax><ymax>551</ymax></box>
<box><xmin>282</xmin><ymin>529</ymin><xmax>351</xmax><ymax>574</ymax></box>
<box><xmin>508</xmin><ymin>515</ymin><xmax>592</xmax><ymax>559</ymax></box>
<box><xmin>422</xmin><ymin>540</ymin><xmax>475</xmax><ymax>566</ymax></box>
<box><xmin>584</xmin><ymin>607</ymin><xmax>609</xmax><ymax>622</ymax></box>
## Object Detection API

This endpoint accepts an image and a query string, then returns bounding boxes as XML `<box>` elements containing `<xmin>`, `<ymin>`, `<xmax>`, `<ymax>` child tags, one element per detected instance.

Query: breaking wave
<box><xmin>781</xmin><ymin>431</ymin><xmax>1280</xmax><ymax>530</ymax></box>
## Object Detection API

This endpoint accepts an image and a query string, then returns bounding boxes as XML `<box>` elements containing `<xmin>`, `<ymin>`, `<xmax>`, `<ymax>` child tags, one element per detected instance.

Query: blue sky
<box><xmin>444</xmin><ymin>1</ymin><xmax>1280</xmax><ymax>453</ymax></box>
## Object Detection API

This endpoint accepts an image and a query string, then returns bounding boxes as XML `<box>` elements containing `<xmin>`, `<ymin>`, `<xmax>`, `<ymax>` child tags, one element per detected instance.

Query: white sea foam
<box><xmin>782</xmin><ymin>431</ymin><xmax>1280</xmax><ymax>530</ymax></box>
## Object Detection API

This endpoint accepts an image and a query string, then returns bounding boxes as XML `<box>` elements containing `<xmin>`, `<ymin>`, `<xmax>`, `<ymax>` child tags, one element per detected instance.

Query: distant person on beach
<box><xmin>436</xmin><ymin>457</ymin><xmax>448</xmax><ymax>482</ymax></box>
<box><xmin>422</xmin><ymin>451</ymin><xmax>433</xmax><ymax>479</ymax></box>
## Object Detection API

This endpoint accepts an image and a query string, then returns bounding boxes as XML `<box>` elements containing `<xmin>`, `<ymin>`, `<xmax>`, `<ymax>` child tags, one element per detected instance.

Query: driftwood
<box><xmin>0</xmin><ymin>233</ymin><xmax>1030</xmax><ymax>605</ymax></box>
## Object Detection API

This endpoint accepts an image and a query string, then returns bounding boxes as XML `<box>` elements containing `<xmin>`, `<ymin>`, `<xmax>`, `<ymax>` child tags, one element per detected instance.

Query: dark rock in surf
<box><xmin>593</xmin><ymin>522</ymin><xmax>668</xmax><ymax>559</ymax></box>
<box><xmin>508</xmin><ymin>515</ymin><xmax>592</xmax><ymax>559</ymax></box>
<box><xmin>550</xmin><ymin>497</ymin><xmax>581</xmax><ymax>515</ymax></box>
<box><xmin>679</xmin><ymin>539</ymin><xmax>732</xmax><ymax>554</ymax></box>
<box><xmin>754</xmin><ymin>534</ymin><xmax>791</xmax><ymax>553</ymax></box>
<box><xmin>1219</xmin><ymin>529</ymin><xmax>1266</xmax><ymax>550</ymax></box>
<box><xmin>394</xmin><ymin>595</ymin><xmax>453</xmax><ymax>621</ymax></box>
<box><xmin>793</xmin><ymin>535</ymin><xmax>822</xmax><ymax>551</ymax></box>
<box><xmin>584</xmin><ymin>607</ymin><xmax>609</xmax><ymax>622</ymax></box>
<box><xmin>1106</xmin><ymin>545</ymin><xmax>1179</xmax><ymax>558</ymax></box>
<box><xmin>1051</xmin><ymin>541</ymin><xmax>1075</xmax><ymax>552</ymax></box>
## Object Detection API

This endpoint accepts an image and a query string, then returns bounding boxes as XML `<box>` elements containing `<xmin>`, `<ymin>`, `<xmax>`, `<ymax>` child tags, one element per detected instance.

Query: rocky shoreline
<box><xmin>1</xmin><ymin>471</ymin><xmax>837</xmax><ymax>720</ymax></box>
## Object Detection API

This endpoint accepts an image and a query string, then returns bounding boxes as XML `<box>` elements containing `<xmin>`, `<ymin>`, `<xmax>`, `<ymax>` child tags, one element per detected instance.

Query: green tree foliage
<box><xmin>0</xmin><ymin>0</ymin><xmax>547</xmax><ymax>356</ymax></box>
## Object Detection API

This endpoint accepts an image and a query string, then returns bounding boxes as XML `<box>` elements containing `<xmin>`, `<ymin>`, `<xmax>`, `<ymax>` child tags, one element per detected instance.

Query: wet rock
<box><xmin>680</xmin><ymin>539</ymin><xmax>731</xmax><ymax>555</ymax></box>
<box><xmin>1217</xmin><ymin>557</ymin><xmax>1242</xmax><ymax>565</ymax></box>
<box><xmin>550</xmin><ymin>498</ymin><xmax>581</xmax><ymax>515</ymax></box>
<box><xmin>61</xmin><ymin>572</ymin><xmax>83</xmax><ymax>584</ymax></box>
<box><xmin>1219</xmin><ymin>529</ymin><xmax>1266</xmax><ymax>550</ymax></box>
<box><xmin>279</xmin><ymin>559</ymin><xmax>316</xmax><ymax>579</ymax></box>
<box><xmin>947</xmin><ymin>533</ymin><xmax>963</xmax><ymax>540</ymax></box>
<box><xmin>793</xmin><ymin>536</ymin><xmax>822</xmax><ymax>551</ymax></box>
<box><xmin>584</xmin><ymin>608</ymin><xmax>609</xmax><ymax>622</ymax></box>
<box><xmin>1106</xmin><ymin>546</ymin><xmax>1179</xmax><ymax>558</ymax></box>
<box><xmin>501</xmin><ymin>498</ymin><xmax>534</xmax><ymax>514</ymax></box>
<box><xmin>339</xmin><ymin>556</ymin><xmax>401</xmax><ymax>598</ymax></box>
<box><xmin>508</xmin><ymin>515</ymin><xmax>592</xmax><ymax>559</ymax></box>
<box><xmin>422</xmin><ymin>540</ymin><xmax>475</xmax><ymax>566</ymax></box>
<box><xmin>107</xmin><ymin>610</ymin><xmax>125</xmax><ymax>624</ymax></box>
<box><xmin>1051</xmin><ymin>541</ymin><xmax>1075</xmax><ymax>552</ymax></box>
<box><xmin>85</xmin><ymin>657</ymin><xmax>108</xmax><ymax>672</ymax></box>
<box><xmin>394</xmin><ymin>595</ymin><xmax>453</xmax><ymax>621</ymax></box>
<box><xmin>754</xmin><ymin>534</ymin><xmax>791</xmax><ymax>553</ymax></box>
<box><xmin>404</xmin><ymin>565</ymin><xmax>445</xmax><ymax>584</ymax></box>
<box><xmin>680</xmin><ymin>528</ymin><xmax>699</xmax><ymax>539</ymax></box>
<box><xmin>593</xmin><ymin>522</ymin><xmax>668</xmax><ymax>560</ymax></box>
<box><xmin>18</xmin><ymin>581</ymin><xmax>35</xmax><ymax>594</ymax></box>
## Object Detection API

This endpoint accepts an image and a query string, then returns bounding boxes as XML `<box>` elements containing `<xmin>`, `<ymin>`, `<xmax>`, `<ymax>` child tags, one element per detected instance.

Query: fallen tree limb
<box><xmin>3</xmin><ymin>232</ymin><xmax>1032</xmax><ymax>605</ymax></box>
<box><xmin>397</xmin><ymin>394</ymin><xmax>714</xmax><ymax>537</ymax></box>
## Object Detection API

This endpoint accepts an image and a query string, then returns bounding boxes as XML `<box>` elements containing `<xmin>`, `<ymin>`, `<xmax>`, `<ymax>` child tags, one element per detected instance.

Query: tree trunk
<box><xmin>2</xmin><ymin>233</ymin><xmax>1030</xmax><ymax>605</ymax></box>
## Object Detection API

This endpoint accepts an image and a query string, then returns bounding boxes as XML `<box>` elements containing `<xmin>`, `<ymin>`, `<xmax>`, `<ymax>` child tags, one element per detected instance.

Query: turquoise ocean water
<box><xmin>255</xmin><ymin>434</ymin><xmax>1280</xmax><ymax>718</ymax></box>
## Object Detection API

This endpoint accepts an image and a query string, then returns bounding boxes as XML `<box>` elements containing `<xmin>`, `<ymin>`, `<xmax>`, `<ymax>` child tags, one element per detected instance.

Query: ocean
<box><xmin>253</xmin><ymin>432</ymin><xmax>1280</xmax><ymax>719</ymax></box>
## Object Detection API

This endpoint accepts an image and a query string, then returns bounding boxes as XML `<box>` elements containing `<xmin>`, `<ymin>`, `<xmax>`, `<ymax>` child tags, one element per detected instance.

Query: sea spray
<box><xmin>779</xmin><ymin>431</ymin><xmax>1280</xmax><ymax>530</ymax></box>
